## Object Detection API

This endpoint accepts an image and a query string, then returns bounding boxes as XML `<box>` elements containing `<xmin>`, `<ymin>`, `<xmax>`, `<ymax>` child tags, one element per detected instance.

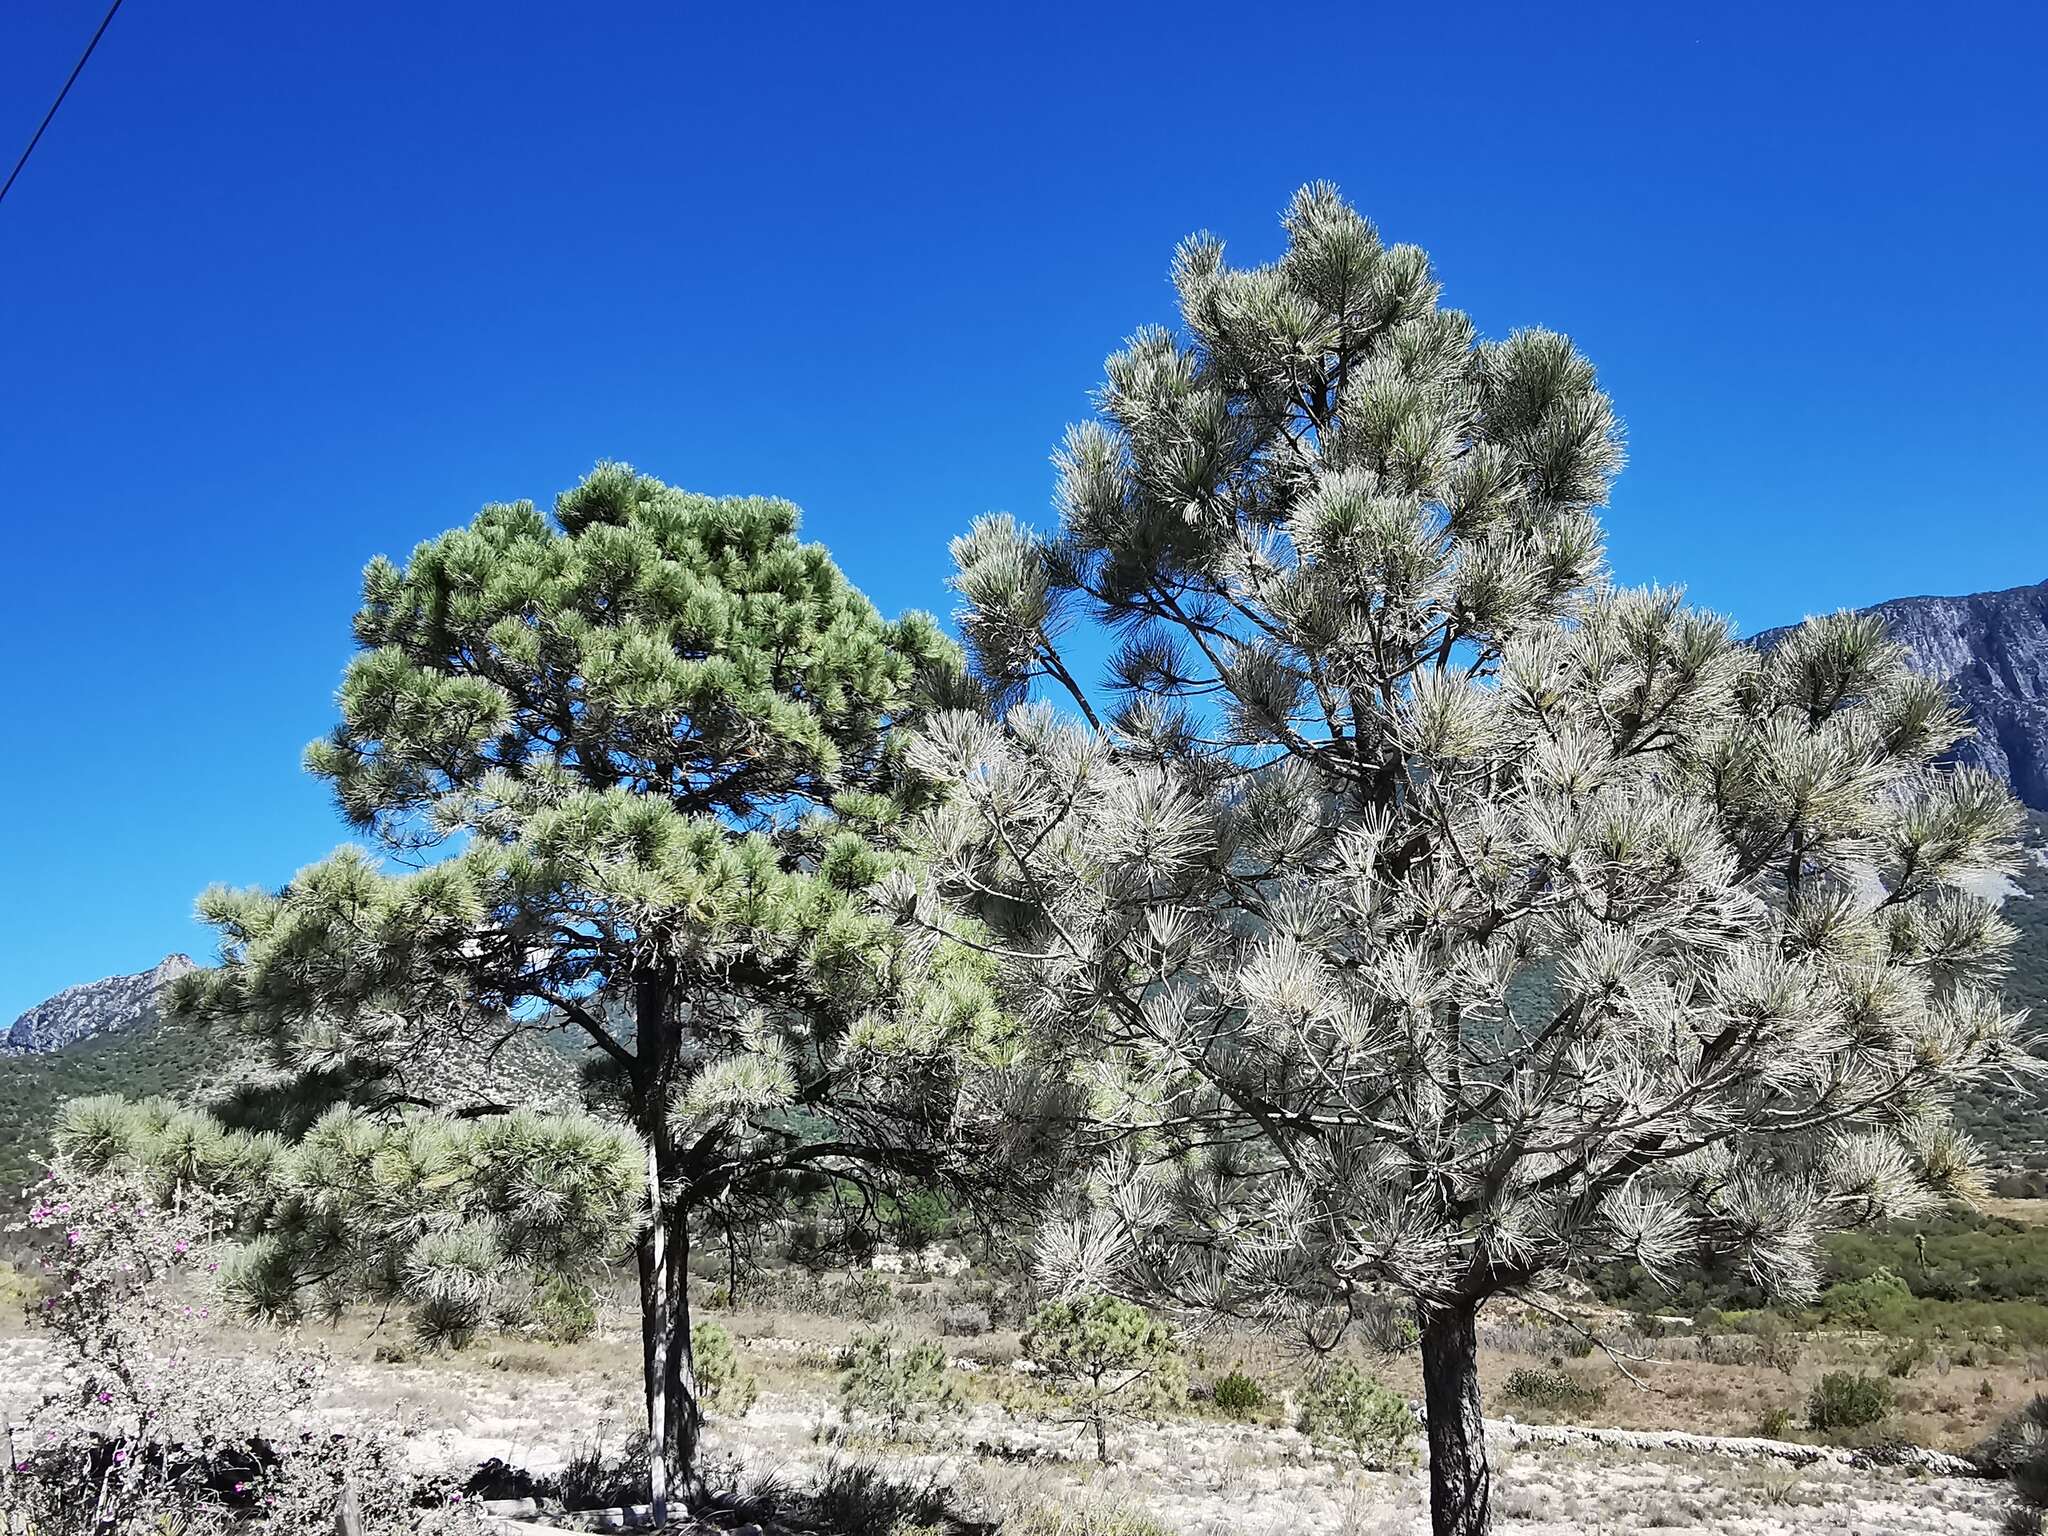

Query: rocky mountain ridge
<box><xmin>1753</xmin><ymin>576</ymin><xmax>2048</xmax><ymax>810</ymax></box>
<box><xmin>1</xmin><ymin>954</ymin><xmax>195</xmax><ymax>1057</ymax></box>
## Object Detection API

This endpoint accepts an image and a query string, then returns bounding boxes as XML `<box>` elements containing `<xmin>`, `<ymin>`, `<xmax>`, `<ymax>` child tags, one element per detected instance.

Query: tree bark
<box><xmin>632</xmin><ymin>965</ymin><xmax>704</xmax><ymax>1515</ymax></box>
<box><xmin>1419</xmin><ymin>1300</ymin><xmax>1491</xmax><ymax>1536</ymax></box>
<box><xmin>638</xmin><ymin>1168</ymin><xmax>704</xmax><ymax>1517</ymax></box>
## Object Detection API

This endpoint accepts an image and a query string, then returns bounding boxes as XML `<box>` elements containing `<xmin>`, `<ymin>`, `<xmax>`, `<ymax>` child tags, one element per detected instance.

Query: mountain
<box><xmin>2</xmin><ymin>954</ymin><xmax>196</xmax><ymax>1058</ymax></box>
<box><xmin>1752</xmin><ymin>577</ymin><xmax>2048</xmax><ymax>810</ymax></box>
<box><xmin>0</xmin><ymin>953</ymin><xmax>585</xmax><ymax>1201</ymax></box>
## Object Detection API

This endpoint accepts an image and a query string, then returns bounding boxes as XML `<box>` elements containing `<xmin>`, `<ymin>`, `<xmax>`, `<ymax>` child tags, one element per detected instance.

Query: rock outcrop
<box><xmin>1</xmin><ymin>953</ymin><xmax>195</xmax><ymax>1057</ymax></box>
<box><xmin>1754</xmin><ymin>577</ymin><xmax>2048</xmax><ymax>810</ymax></box>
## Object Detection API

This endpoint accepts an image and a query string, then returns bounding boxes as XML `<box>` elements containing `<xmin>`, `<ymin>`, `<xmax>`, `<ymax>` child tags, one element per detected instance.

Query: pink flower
<box><xmin>112</xmin><ymin>1448</ymin><xmax>127</xmax><ymax>1465</ymax></box>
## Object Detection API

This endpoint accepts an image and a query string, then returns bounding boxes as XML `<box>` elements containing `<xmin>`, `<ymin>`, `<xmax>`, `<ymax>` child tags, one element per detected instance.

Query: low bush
<box><xmin>554</xmin><ymin>1425</ymin><xmax>649</xmax><ymax>1510</ymax></box>
<box><xmin>941</xmin><ymin>1302</ymin><xmax>992</xmax><ymax>1336</ymax></box>
<box><xmin>1211</xmin><ymin>1367</ymin><xmax>1267</xmax><ymax>1420</ymax></box>
<box><xmin>1297</xmin><ymin>1362</ymin><xmax>1414</xmax><ymax>1467</ymax></box>
<box><xmin>1977</xmin><ymin>1395</ymin><xmax>2048</xmax><ymax>1509</ymax></box>
<box><xmin>838</xmin><ymin>1327</ymin><xmax>954</xmax><ymax>1438</ymax></box>
<box><xmin>691</xmin><ymin>1319</ymin><xmax>758</xmax><ymax>1416</ymax></box>
<box><xmin>1886</xmin><ymin>1336</ymin><xmax>1933</xmax><ymax>1379</ymax></box>
<box><xmin>1502</xmin><ymin>1366</ymin><xmax>1607</xmax><ymax>1413</ymax></box>
<box><xmin>1806</xmin><ymin>1371</ymin><xmax>1893</xmax><ymax>1432</ymax></box>
<box><xmin>535</xmin><ymin>1274</ymin><xmax>599</xmax><ymax>1344</ymax></box>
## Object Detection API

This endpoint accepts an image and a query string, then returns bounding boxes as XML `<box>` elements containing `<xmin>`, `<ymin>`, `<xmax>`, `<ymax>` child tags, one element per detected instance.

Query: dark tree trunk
<box><xmin>638</xmin><ymin>1185</ymin><xmax>704</xmax><ymax>1512</ymax></box>
<box><xmin>632</xmin><ymin>967</ymin><xmax>704</xmax><ymax>1516</ymax></box>
<box><xmin>1419</xmin><ymin>1300</ymin><xmax>1490</xmax><ymax>1536</ymax></box>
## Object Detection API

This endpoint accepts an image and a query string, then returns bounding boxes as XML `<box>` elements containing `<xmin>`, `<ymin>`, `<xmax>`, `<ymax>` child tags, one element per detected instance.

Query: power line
<box><xmin>0</xmin><ymin>0</ymin><xmax>128</xmax><ymax>209</ymax></box>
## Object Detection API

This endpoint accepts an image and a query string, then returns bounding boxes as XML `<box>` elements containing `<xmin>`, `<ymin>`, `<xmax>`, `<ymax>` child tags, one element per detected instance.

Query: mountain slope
<box><xmin>2</xmin><ymin>954</ymin><xmax>196</xmax><ymax>1057</ymax></box>
<box><xmin>1753</xmin><ymin>577</ymin><xmax>2048</xmax><ymax>810</ymax></box>
<box><xmin>0</xmin><ymin>954</ymin><xmax>586</xmax><ymax>1200</ymax></box>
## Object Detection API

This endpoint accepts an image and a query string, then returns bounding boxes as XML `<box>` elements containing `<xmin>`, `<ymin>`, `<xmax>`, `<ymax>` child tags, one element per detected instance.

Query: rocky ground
<box><xmin>0</xmin><ymin>1329</ymin><xmax>2016</xmax><ymax>1535</ymax></box>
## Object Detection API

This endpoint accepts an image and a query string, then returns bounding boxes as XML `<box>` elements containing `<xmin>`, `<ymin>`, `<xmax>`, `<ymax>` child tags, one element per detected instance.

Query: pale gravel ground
<box><xmin>0</xmin><ymin>1334</ymin><xmax>2013</xmax><ymax>1535</ymax></box>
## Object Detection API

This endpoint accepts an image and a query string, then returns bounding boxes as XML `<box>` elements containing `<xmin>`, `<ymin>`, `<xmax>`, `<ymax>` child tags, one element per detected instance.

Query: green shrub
<box><xmin>1211</xmin><ymin>1367</ymin><xmax>1267</xmax><ymax>1420</ymax></box>
<box><xmin>1816</xmin><ymin>1267</ymin><xmax>1915</xmax><ymax>1332</ymax></box>
<box><xmin>691</xmin><ymin>1319</ymin><xmax>758</xmax><ymax>1416</ymax></box>
<box><xmin>1807</xmin><ymin>1371</ymin><xmax>1893</xmax><ymax>1432</ymax></box>
<box><xmin>1741</xmin><ymin>1311</ymin><xmax>1803</xmax><ymax>1373</ymax></box>
<box><xmin>1502</xmin><ymin>1366</ymin><xmax>1607</xmax><ymax>1413</ymax></box>
<box><xmin>1023</xmin><ymin>1295</ymin><xmax>1184</xmax><ymax>1463</ymax></box>
<box><xmin>838</xmin><ymin>1327</ymin><xmax>954</xmax><ymax>1437</ymax></box>
<box><xmin>536</xmin><ymin>1275</ymin><xmax>598</xmax><ymax>1344</ymax></box>
<box><xmin>1297</xmin><ymin>1362</ymin><xmax>1414</xmax><ymax>1467</ymax></box>
<box><xmin>556</xmin><ymin>1425</ymin><xmax>650</xmax><ymax>1509</ymax></box>
<box><xmin>847</xmin><ymin>1269</ymin><xmax>897</xmax><ymax>1323</ymax></box>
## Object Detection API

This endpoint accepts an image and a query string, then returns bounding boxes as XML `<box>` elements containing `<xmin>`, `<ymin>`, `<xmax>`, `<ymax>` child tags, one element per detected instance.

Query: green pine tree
<box><xmin>165</xmin><ymin>464</ymin><xmax>1008</xmax><ymax>1513</ymax></box>
<box><xmin>1022</xmin><ymin>1294</ymin><xmax>1183</xmax><ymax>1463</ymax></box>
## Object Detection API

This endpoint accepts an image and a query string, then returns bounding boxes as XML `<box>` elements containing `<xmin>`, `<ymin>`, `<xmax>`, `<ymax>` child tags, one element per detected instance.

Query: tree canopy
<box><xmin>167</xmin><ymin>465</ymin><xmax>1012</xmax><ymax>1511</ymax></box>
<box><xmin>899</xmin><ymin>184</ymin><xmax>2040</xmax><ymax>1536</ymax></box>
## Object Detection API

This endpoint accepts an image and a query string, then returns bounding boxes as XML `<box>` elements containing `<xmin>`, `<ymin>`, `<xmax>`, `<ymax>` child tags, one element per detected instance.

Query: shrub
<box><xmin>2</xmin><ymin>1158</ymin><xmax>473</xmax><ymax>1534</ymax></box>
<box><xmin>941</xmin><ymin>1303</ymin><xmax>992</xmax><ymax>1337</ymax></box>
<box><xmin>536</xmin><ymin>1274</ymin><xmax>599</xmax><ymax>1344</ymax></box>
<box><xmin>1816</xmin><ymin>1267</ymin><xmax>1915</xmax><ymax>1332</ymax></box>
<box><xmin>1754</xmin><ymin>1404</ymin><xmax>1795</xmax><ymax>1439</ymax></box>
<box><xmin>838</xmin><ymin>1327</ymin><xmax>954</xmax><ymax>1438</ymax></box>
<box><xmin>554</xmin><ymin>1425</ymin><xmax>650</xmax><ymax>1509</ymax></box>
<box><xmin>1807</xmin><ymin>1371</ymin><xmax>1894</xmax><ymax>1432</ymax></box>
<box><xmin>1211</xmin><ymin>1367</ymin><xmax>1267</xmax><ymax>1420</ymax></box>
<box><xmin>1977</xmin><ymin>1395</ymin><xmax>2048</xmax><ymax>1510</ymax></box>
<box><xmin>1743</xmin><ymin>1311</ymin><xmax>1803</xmax><ymax>1373</ymax></box>
<box><xmin>847</xmin><ymin>1269</ymin><xmax>898</xmax><ymax>1323</ymax></box>
<box><xmin>1503</xmin><ymin>1366</ymin><xmax>1607</xmax><ymax>1413</ymax></box>
<box><xmin>1297</xmin><ymin>1362</ymin><xmax>1415</xmax><ymax>1467</ymax></box>
<box><xmin>1886</xmin><ymin>1336</ymin><xmax>1932</xmax><ymax>1379</ymax></box>
<box><xmin>1023</xmin><ymin>1295</ymin><xmax>1185</xmax><ymax>1463</ymax></box>
<box><xmin>691</xmin><ymin>1319</ymin><xmax>757</xmax><ymax>1416</ymax></box>
<box><xmin>806</xmin><ymin>1454</ymin><xmax>952</xmax><ymax>1535</ymax></box>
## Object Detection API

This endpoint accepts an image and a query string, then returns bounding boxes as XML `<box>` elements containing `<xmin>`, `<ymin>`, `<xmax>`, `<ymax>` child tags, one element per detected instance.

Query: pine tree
<box><xmin>166</xmin><ymin>465</ymin><xmax>1007</xmax><ymax>1515</ymax></box>
<box><xmin>897</xmin><ymin>186</ymin><xmax>2042</xmax><ymax>1536</ymax></box>
<box><xmin>1021</xmin><ymin>1293</ymin><xmax>1182</xmax><ymax>1463</ymax></box>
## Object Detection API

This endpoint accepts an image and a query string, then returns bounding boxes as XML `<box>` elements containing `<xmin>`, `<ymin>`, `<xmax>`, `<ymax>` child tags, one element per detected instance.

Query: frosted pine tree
<box><xmin>892</xmin><ymin>186</ymin><xmax>2040</xmax><ymax>1536</ymax></box>
<box><xmin>166</xmin><ymin>466</ymin><xmax>1007</xmax><ymax>1516</ymax></box>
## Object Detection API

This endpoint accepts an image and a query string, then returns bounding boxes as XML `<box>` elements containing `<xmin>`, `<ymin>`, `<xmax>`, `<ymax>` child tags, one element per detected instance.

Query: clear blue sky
<box><xmin>3</xmin><ymin>1</ymin><xmax>2044</xmax><ymax>1018</ymax></box>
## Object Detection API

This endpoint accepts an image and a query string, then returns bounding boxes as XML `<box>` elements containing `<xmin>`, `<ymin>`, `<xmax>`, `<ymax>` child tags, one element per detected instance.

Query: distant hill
<box><xmin>2</xmin><ymin>954</ymin><xmax>195</xmax><ymax>1057</ymax></box>
<box><xmin>1753</xmin><ymin>577</ymin><xmax>2048</xmax><ymax>811</ymax></box>
<box><xmin>0</xmin><ymin>961</ymin><xmax>233</xmax><ymax>1197</ymax></box>
<box><xmin>0</xmin><ymin>954</ymin><xmax>585</xmax><ymax>1200</ymax></box>
<box><xmin>1751</xmin><ymin>582</ymin><xmax>2048</xmax><ymax>1176</ymax></box>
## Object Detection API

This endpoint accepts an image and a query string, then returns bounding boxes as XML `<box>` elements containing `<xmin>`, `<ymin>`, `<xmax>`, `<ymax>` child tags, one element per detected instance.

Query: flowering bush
<box><xmin>3</xmin><ymin>1154</ymin><xmax>483</xmax><ymax>1534</ymax></box>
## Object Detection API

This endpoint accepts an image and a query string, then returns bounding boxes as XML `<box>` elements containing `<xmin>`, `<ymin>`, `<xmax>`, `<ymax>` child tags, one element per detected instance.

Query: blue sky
<box><xmin>2</xmin><ymin>0</ymin><xmax>2044</xmax><ymax>1018</ymax></box>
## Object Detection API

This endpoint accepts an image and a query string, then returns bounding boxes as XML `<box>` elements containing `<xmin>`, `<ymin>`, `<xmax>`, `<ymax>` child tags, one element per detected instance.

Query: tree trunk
<box><xmin>632</xmin><ymin>966</ymin><xmax>704</xmax><ymax>1516</ymax></box>
<box><xmin>638</xmin><ymin>1161</ymin><xmax>704</xmax><ymax>1517</ymax></box>
<box><xmin>1419</xmin><ymin>1300</ymin><xmax>1490</xmax><ymax>1536</ymax></box>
